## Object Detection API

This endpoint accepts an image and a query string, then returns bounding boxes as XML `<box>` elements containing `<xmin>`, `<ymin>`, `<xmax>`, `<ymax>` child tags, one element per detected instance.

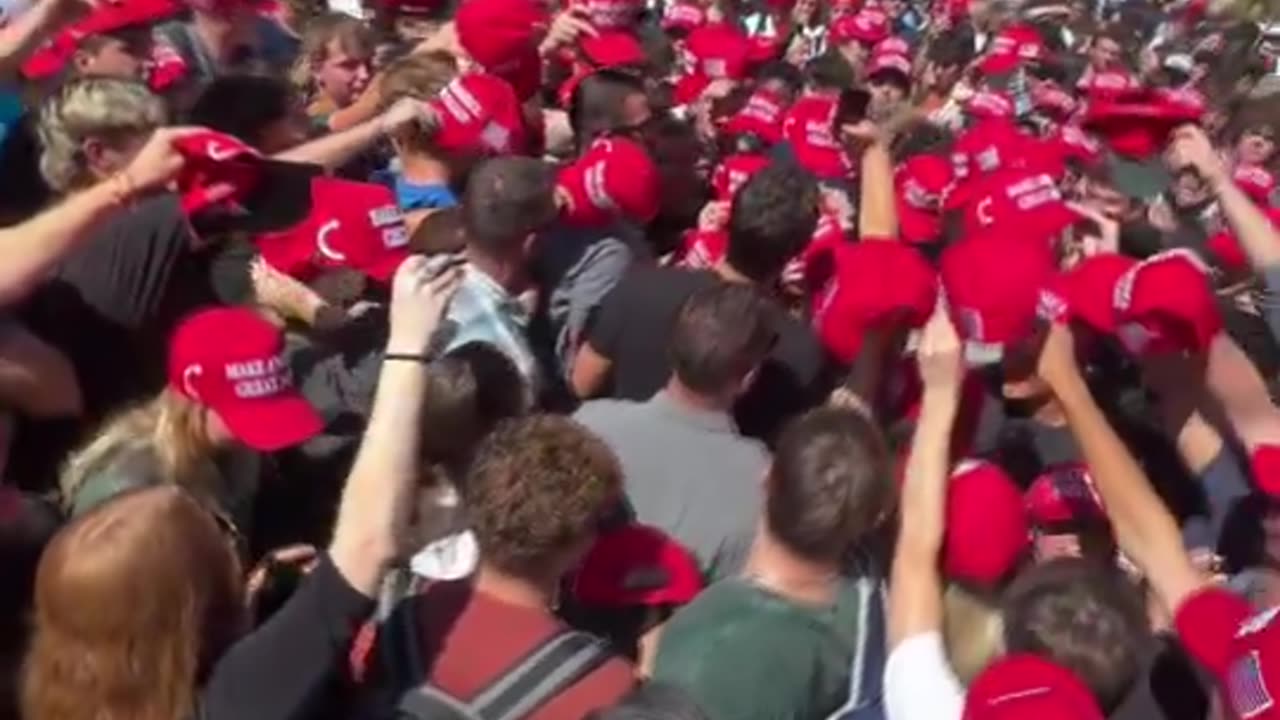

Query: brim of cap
<box><xmin>868</xmin><ymin>67</ymin><xmax>911</xmax><ymax>89</ymax></box>
<box><xmin>217</xmin><ymin>390</ymin><xmax>324</xmax><ymax>452</ymax></box>
<box><xmin>188</xmin><ymin>160</ymin><xmax>322</xmax><ymax>236</ymax></box>
<box><xmin>1108</xmin><ymin>155</ymin><xmax>1171</xmax><ymax>200</ymax></box>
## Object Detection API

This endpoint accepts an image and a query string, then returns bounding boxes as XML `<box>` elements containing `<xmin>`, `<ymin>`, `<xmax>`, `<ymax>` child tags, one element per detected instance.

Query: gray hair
<box><xmin>37</xmin><ymin>77</ymin><xmax>167</xmax><ymax>193</ymax></box>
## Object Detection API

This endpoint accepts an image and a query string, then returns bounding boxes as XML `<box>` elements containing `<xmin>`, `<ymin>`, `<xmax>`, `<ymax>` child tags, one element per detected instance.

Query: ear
<box><xmin>80</xmin><ymin>137</ymin><xmax>110</xmax><ymax>172</ymax></box>
<box><xmin>72</xmin><ymin>49</ymin><xmax>94</xmax><ymax>73</ymax></box>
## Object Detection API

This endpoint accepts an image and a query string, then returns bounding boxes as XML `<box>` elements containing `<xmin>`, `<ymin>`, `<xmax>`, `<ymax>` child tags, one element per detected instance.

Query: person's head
<box><xmin>408</xmin><ymin>205</ymin><xmax>466</xmax><ymax>254</ymax></box>
<box><xmin>295</xmin><ymin>13</ymin><xmax>374</xmax><ymax>108</ymax></box>
<box><xmin>726</xmin><ymin>161</ymin><xmax>820</xmax><ymax>282</ymax></box>
<box><xmin>463</xmin><ymin>415</ymin><xmax>622</xmax><ymax>586</ymax></box>
<box><xmin>1001</xmin><ymin>557</ymin><xmax>1150</xmax><ymax>712</ymax></box>
<box><xmin>72</xmin><ymin>28</ymin><xmax>153</xmax><ymax>80</ymax></box>
<box><xmin>189</xmin><ymin>75</ymin><xmax>308</xmax><ymax>153</ymax></box>
<box><xmin>186</xmin><ymin>0</ymin><xmax>256</xmax><ymax>25</ymax></box>
<box><xmin>22</xmin><ymin>486</ymin><xmax>245</xmax><ymax>720</ymax></box>
<box><xmin>765</xmin><ymin>407</ymin><xmax>893</xmax><ymax>563</ymax></box>
<box><xmin>1080</xmin><ymin>167</ymin><xmax>1142</xmax><ymax>223</ymax></box>
<box><xmin>668</xmin><ymin>283</ymin><xmax>777</xmax><ymax>402</ymax></box>
<box><xmin>1089</xmin><ymin>29</ymin><xmax>1124</xmax><ymax>70</ymax></box>
<box><xmin>753</xmin><ymin>60</ymin><xmax>805</xmax><ymax>104</ymax></box>
<box><xmin>378</xmin><ymin>50</ymin><xmax>458</xmax><ymax>160</ymax></box>
<box><xmin>868</xmin><ymin>66</ymin><xmax>910</xmax><ymax>119</ymax></box>
<box><xmin>805</xmin><ymin>51</ymin><xmax>856</xmax><ymax>93</ymax></box>
<box><xmin>37</xmin><ymin>77</ymin><xmax>166</xmax><ymax>193</ymax></box>
<box><xmin>420</xmin><ymin>341</ymin><xmax>529</xmax><ymax>475</ymax></box>
<box><xmin>922</xmin><ymin>29</ymin><xmax>974</xmax><ymax>92</ymax></box>
<box><xmin>462</xmin><ymin>156</ymin><xmax>559</xmax><ymax>266</ymax></box>
<box><xmin>569</xmin><ymin>69</ymin><xmax>652</xmax><ymax>149</ymax></box>
<box><xmin>1237</xmin><ymin>124</ymin><xmax>1276</xmax><ymax>167</ymax></box>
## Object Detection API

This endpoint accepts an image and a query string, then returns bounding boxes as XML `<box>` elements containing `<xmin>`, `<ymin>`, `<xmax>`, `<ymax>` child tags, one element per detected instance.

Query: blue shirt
<box><xmin>394</xmin><ymin>176</ymin><xmax>458</xmax><ymax>212</ymax></box>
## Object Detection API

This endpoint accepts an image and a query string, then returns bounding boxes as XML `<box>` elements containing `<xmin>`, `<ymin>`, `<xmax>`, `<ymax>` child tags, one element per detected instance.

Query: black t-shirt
<box><xmin>1108</xmin><ymin>635</ymin><xmax>1210</xmax><ymax>720</ymax></box>
<box><xmin>11</xmin><ymin>194</ymin><xmax>217</xmax><ymax>489</ymax></box>
<box><xmin>585</xmin><ymin>266</ymin><xmax>830</xmax><ymax>443</ymax></box>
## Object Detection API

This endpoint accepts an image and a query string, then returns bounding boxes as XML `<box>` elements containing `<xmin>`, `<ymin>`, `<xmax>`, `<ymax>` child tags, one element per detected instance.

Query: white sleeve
<box><xmin>884</xmin><ymin>632</ymin><xmax>965</xmax><ymax>720</ymax></box>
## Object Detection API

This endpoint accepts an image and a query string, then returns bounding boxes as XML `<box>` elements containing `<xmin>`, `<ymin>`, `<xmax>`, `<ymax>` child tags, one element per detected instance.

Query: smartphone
<box><xmin>835</xmin><ymin>88</ymin><xmax>871</xmax><ymax>126</ymax></box>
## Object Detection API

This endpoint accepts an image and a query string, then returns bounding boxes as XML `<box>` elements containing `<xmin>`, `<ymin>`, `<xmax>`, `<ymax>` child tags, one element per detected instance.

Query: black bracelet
<box><xmin>383</xmin><ymin>353</ymin><xmax>431</xmax><ymax>364</ymax></box>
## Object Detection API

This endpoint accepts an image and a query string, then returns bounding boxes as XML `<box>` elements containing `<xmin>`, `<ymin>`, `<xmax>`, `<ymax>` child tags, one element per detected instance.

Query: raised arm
<box><xmin>327</xmin><ymin>255</ymin><xmax>462</xmax><ymax>595</ymax></box>
<box><xmin>888</xmin><ymin>305</ymin><xmax>962</xmax><ymax>647</ymax></box>
<box><xmin>0</xmin><ymin>126</ymin><xmax>197</xmax><ymax>306</ymax></box>
<box><xmin>274</xmin><ymin>99</ymin><xmax>431</xmax><ymax>172</ymax></box>
<box><xmin>0</xmin><ymin>0</ymin><xmax>78</xmax><ymax>79</ymax></box>
<box><xmin>1038</xmin><ymin>323</ymin><xmax>1204</xmax><ymax>614</ymax></box>
<box><xmin>844</xmin><ymin>121</ymin><xmax>898</xmax><ymax>241</ymax></box>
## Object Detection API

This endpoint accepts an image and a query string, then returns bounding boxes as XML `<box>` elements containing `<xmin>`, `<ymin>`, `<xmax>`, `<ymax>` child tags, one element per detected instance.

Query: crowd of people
<box><xmin>2</xmin><ymin>0</ymin><xmax>1280</xmax><ymax>716</ymax></box>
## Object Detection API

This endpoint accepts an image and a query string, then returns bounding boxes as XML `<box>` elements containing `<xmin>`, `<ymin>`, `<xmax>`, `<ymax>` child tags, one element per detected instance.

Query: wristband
<box><xmin>383</xmin><ymin>352</ymin><xmax>431</xmax><ymax>364</ymax></box>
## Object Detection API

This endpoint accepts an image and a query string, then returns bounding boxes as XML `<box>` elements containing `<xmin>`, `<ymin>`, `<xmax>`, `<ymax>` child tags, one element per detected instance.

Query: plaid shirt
<box><xmin>440</xmin><ymin>266</ymin><xmax>540</xmax><ymax>394</ymax></box>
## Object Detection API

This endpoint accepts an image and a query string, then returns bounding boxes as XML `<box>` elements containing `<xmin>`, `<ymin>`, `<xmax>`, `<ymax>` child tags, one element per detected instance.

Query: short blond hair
<box><xmin>943</xmin><ymin>584</ymin><xmax>1005</xmax><ymax>685</ymax></box>
<box><xmin>37</xmin><ymin>77</ymin><xmax>167</xmax><ymax>192</ymax></box>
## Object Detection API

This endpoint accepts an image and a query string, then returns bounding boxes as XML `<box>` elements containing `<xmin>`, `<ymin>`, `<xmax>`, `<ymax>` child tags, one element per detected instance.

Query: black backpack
<box><xmin>379</xmin><ymin>596</ymin><xmax>613</xmax><ymax>720</ymax></box>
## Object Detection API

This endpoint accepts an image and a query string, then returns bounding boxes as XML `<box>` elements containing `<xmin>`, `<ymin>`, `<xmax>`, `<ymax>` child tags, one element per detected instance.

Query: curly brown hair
<box><xmin>463</xmin><ymin>415</ymin><xmax>622</xmax><ymax>581</ymax></box>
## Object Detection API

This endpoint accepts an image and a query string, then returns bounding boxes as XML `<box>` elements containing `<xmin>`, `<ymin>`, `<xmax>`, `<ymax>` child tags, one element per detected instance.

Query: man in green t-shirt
<box><xmin>652</xmin><ymin>407</ymin><xmax>893</xmax><ymax>720</ymax></box>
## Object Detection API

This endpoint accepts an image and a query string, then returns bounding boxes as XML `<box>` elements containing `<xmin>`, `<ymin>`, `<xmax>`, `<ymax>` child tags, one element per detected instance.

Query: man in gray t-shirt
<box><xmin>574</xmin><ymin>282</ymin><xmax>776</xmax><ymax>580</ymax></box>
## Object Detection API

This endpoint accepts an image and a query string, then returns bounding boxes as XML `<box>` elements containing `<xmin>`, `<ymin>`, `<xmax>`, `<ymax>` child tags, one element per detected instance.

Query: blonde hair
<box><xmin>942</xmin><ymin>584</ymin><xmax>1005</xmax><ymax>685</ymax></box>
<box><xmin>60</xmin><ymin>389</ymin><xmax>222</xmax><ymax>513</ymax></box>
<box><xmin>36</xmin><ymin>77</ymin><xmax>167</xmax><ymax>192</ymax></box>
<box><xmin>22</xmin><ymin>486</ymin><xmax>245</xmax><ymax>720</ymax></box>
<box><xmin>380</xmin><ymin>51</ymin><xmax>459</xmax><ymax>154</ymax></box>
<box><xmin>290</xmin><ymin>13</ymin><xmax>375</xmax><ymax>98</ymax></box>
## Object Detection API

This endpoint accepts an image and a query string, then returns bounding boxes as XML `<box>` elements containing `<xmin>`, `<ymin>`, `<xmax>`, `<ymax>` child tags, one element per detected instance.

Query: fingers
<box><xmin>268</xmin><ymin>543</ymin><xmax>318</xmax><ymax>565</ymax></box>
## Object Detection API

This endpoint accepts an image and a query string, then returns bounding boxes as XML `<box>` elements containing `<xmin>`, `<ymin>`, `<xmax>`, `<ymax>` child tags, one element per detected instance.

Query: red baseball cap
<box><xmin>1076</xmin><ymin>69</ymin><xmax>1142</xmax><ymax>100</ymax></box>
<box><xmin>941</xmin><ymin>232</ymin><xmax>1056</xmax><ymax>364</ymax></box>
<box><xmin>171</xmin><ymin>130</ymin><xmax>318</xmax><ymax>230</ymax></box>
<box><xmin>1174</xmin><ymin>586</ymin><xmax>1280</xmax><ymax>720</ymax></box>
<box><xmin>867</xmin><ymin>52</ymin><xmax>912</xmax><ymax>84</ymax></box>
<box><xmin>455</xmin><ymin>0</ymin><xmax>548</xmax><ymax>100</ymax></box>
<box><xmin>829</xmin><ymin>8</ymin><xmax>889</xmax><ymax>46</ymax></box>
<box><xmin>782</xmin><ymin>93</ymin><xmax>852</xmax><ymax>180</ymax></box>
<box><xmin>874</xmin><ymin>36</ymin><xmax>910</xmax><ymax>57</ymax></box>
<box><xmin>722</xmin><ymin>88</ymin><xmax>787</xmax><ymax>144</ymax></box>
<box><xmin>1025</xmin><ymin>462</ymin><xmax>1107</xmax><ymax>528</ymax></box>
<box><xmin>964</xmin><ymin>654</ymin><xmax>1106</xmax><ymax>720</ymax></box>
<box><xmin>1083</xmin><ymin>96</ymin><xmax>1201</xmax><ymax>159</ymax></box>
<box><xmin>255</xmin><ymin>178</ymin><xmax>409</xmax><ymax>284</ymax></box>
<box><xmin>1154</xmin><ymin>85</ymin><xmax>1208</xmax><ymax>119</ymax></box>
<box><xmin>1112</xmin><ymin>248</ymin><xmax>1221</xmax><ymax>356</ymax></box>
<box><xmin>712</xmin><ymin>152</ymin><xmax>770</xmax><ymax>201</ymax></box>
<box><xmin>961</xmin><ymin>170</ymin><xmax>1080</xmax><ymax>241</ymax></box>
<box><xmin>579</xmin><ymin>30</ymin><xmax>646</xmax><ymax>68</ymax></box>
<box><xmin>1049</xmin><ymin>124</ymin><xmax>1104</xmax><ymax>167</ymax></box>
<box><xmin>572</xmin><ymin>524</ymin><xmax>703</xmax><ymax>607</ymax></box>
<box><xmin>168</xmin><ymin>307</ymin><xmax>323</xmax><ymax>452</ymax></box>
<box><xmin>20</xmin><ymin>0</ymin><xmax>177</xmax><ymax>79</ymax></box>
<box><xmin>429</xmin><ymin>73</ymin><xmax>528</xmax><ymax>157</ymax></box>
<box><xmin>944</xmin><ymin>459</ymin><xmax>1029</xmax><ymax>586</ymax></box>
<box><xmin>1235</xmin><ymin>164</ymin><xmax>1276</xmax><ymax>206</ymax></box>
<box><xmin>1249</xmin><ymin>445</ymin><xmax>1280</xmax><ymax>497</ymax></box>
<box><xmin>895</xmin><ymin>154</ymin><xmax>953</xmax><ymax>244</ymax></box>
<box><xmin>948</xmin><ymin>119</ymin><xmax>1028</xmax><ymax>191</ymax></box>
<box><xmin>672</xmin><ymin>23</ymin><xmax>752</xmax><ymax>104</ymax></box>
<box><xmin>558</xmin><ymin>137</ymin><xmax>660</xmax><ymax>226</ymax></box>
<box><xmin>813</xmin><ymin>241</ymin><xmax>938</xmax><ymax>364</ymax></box>
<box><xmin>1041</xmin><ymin>252</ymin><xmax>1137</xmax><ymax>333</ymax></box>
<box><xmin>978</xmin><ymin>23</ymin><xmax>1046</xmax><ymax>76</ymax></box>
<box><xmin>661</xmin><ymin>1</ymin><xmax>706</xmax><ymax>33</ymax></box>
<box><xmin>576</xmin><ymin>0</ymin><xmax>643</xmax><ymax>30</ymax></box>
<box><xmin>966</xmin><ymin>90</ymin><xmax>1015</xmax><ymax>121</ymax></box>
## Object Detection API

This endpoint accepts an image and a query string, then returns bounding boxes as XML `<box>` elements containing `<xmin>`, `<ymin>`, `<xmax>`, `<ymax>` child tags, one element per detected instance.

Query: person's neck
<box><xmin>474</xmin><ymin>563</ymin><xmax>558</xmax><ymax>611</ymax></box>
<box><xmin>466</xmin><ymin>247</ymin><xmax>527</xmax><ymax>294</ymax></box>
<box><xmin>399</xmin><ymin>154</ymin><xmax>452</xmax><ymax>186</ymax></box>
<box><xmin>744</xmin><ymin>522</ymin><xmax>840</xmax><ymax>606</ymax></box>
<box><xmin>192</xmin><ymin>13</ymin><xmax>240</xmax><ymax>64</ymax></box>
<box><xmin>713</xmin><ymin>260</ymin><xmax>756</xmax><ymax>285</ymax></box>
<box><xmin>663</xmin><ymin>376</ymin><xmax>735</xmax><ymax>414</ymax></box>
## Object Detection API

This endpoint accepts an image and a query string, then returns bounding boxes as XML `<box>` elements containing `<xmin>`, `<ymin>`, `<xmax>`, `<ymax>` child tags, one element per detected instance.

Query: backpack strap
<box><xmin>393</xmin><ymin>627</ymin><xmax>611</xmax><ymax>720</ymax></box>
<box><xmin>469</xmin><ymin>630</ymin><xmax>611</xmax><ymax>720</ymax></box>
